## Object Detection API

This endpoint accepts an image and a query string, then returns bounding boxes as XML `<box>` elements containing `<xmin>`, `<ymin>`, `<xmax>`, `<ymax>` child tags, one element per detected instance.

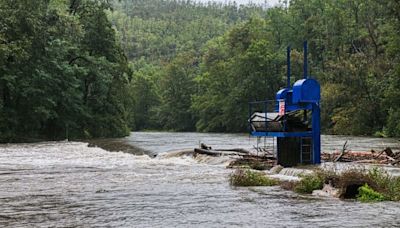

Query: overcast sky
<box><xmin>196</xmin><ymin>0</ymin><xmax>282</xmax><ymax>7</ymax></box>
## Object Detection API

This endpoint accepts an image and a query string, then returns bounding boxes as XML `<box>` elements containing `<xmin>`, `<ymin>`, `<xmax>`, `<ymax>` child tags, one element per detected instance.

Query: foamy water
<box><xmin>1</xmin><ymin>133</ymin><xmax>400</xmax><ymax>227</ymax></box>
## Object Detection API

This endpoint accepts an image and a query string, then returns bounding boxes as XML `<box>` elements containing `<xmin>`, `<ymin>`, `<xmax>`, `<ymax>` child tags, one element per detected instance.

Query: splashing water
<box><xmin>0</xmin><ymin>133</ymin><xmax>400</xmax><ymax>227</ymax></box>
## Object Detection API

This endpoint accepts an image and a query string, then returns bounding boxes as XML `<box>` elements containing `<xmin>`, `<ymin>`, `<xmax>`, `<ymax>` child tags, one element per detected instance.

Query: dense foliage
<box><xmin>109</xmin><ymin>0</ymin><xmax>400</xmax><ymax>136</ymax></box>
<box><xmin>108</xmin><ymin>0</ymin><xmax>265</xmax><ymax>131</ymax></box>
<box><xmin>1</xmin><ymin>0</ymin><xmax>400</xmax><ymax>141</ymax></box>
<box><xmin>0</xmin><ymin>0</ymin><xmax>132</xmax><ymax>142</ymax></box>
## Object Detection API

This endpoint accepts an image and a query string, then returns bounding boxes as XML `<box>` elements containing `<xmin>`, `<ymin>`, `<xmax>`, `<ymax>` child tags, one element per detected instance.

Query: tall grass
<box><xmin>367</xmin><ymin>168</ymin><xmax>400</xmax><ymax>201</ymax></box>
<box><xmin>294</xmin><ymin>174</ymin><xmax>324</xmax><ymax>194</ymax></box>
<box><xmin>229</xmin><ymin>169</ymin><xmax>278</xmax><ymax>187</ymax></box>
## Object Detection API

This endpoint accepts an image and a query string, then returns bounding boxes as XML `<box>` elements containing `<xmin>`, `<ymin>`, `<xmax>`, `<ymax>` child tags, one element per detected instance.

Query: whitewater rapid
<box><xmin>1</xmin><ymin>133</ymin><xmax>400</xmax><ymax>227</ymax></box>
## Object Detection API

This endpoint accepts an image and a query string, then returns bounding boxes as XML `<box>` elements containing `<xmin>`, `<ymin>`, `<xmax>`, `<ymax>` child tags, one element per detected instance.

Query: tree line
<box><xmin>111</xmin><ymin>0</ymin><xmax>400</xmax><ymax>137</ymax></box>
<box><xmin>1</xmin><ymin>0</ymin><xmax>400</xmax><ymax>142</ymax></box>
<box><xmin>0</xmin><ymin>0</ymin><xmax>132</xmax><ymax>142</ymax></box>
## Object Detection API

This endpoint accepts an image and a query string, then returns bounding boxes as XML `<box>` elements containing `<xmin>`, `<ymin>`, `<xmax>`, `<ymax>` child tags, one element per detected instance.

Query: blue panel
<box><xmin>292</xmin><ymin>79</ymin><xmax>320</xmax><ymax>103</ymax></box>
<box><xmin>285</xmin><ymin>104</ymin><xmax>313</xmax><ymax>112</ymax></box>
<box><xmin>276</xmin><ymin>88</ymin><xmax>289</xmax><ymax>100</ymax></box>
<box><xmin>250</xmin><ymin>131</ymin><xmax>313</xmax><ymax>138</ymax></box>
<box><xmin>276</xmin><ymin>88</ymin><xmax>294</xmax><ymax>112</ymax></box>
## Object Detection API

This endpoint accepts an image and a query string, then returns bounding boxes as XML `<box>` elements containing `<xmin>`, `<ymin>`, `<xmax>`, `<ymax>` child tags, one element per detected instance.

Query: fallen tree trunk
<box><xmin>384</xmin><ymin>147</ymin><xmax>395</xmax><ymax>157</ymax></box>
<box><xmin>194</xmin><ymin>148</ymin><xmax>247</xmax><ymax>157</ymax></box>
<box><xmin>391</xmin><ymin>160</ymin><xmax>400</xmax><ymax>166</ymax></box>
<box><xmin>214</xmin><ymin>148</ymin><xmax>250</xmax><ymax>154</ymax></box>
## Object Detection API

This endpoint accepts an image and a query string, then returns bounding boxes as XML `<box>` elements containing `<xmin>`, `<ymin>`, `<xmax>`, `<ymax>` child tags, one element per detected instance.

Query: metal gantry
<box><xmin>249</xmin><ymin>41</ymin><xmax>321</xmax><ymax>167</ymax></box>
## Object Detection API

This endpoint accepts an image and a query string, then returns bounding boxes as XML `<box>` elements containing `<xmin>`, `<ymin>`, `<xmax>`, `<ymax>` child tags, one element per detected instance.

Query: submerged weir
<box><xmin>0</xmin><ymin>132</ymin><xmax>400</xmax><ymax>227</ymax></box>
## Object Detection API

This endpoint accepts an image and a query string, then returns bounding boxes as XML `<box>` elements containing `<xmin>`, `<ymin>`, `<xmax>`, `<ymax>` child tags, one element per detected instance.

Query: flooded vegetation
<box><xmin>1</xmin><ymin>132</ymin><xmax>400</xmax><ymax>227</ymax></box>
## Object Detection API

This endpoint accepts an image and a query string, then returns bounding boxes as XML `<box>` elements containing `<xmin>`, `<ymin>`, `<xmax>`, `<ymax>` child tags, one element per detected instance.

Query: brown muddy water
<box><xmin>1</xmin><ymin>132</ymin><xmax>400</xmax><ymax>227</ymax></box>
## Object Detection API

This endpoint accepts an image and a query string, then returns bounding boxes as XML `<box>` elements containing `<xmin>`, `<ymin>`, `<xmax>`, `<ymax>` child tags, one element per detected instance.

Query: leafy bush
<box><xmin>357</xmin><ymin>184</ymin><xmax>386</xmax><ymax>202</ymax></box>
<box><xmin>249</xmin><ymin>161</ymin><xmax>271</xmax><ymax>171</ymax></box>
<box><xmin>294</xmin><ymin>174</ymin><xmax>324</xmax><ymax>194</ymax></box>
<box><xmin>227</xmin><ymin>159</ymin><xmax>272</xmax><ymax>171</ymax></box>
<box><xmin>299</xmin><ymin>168</ymin><xmax>400</xmax><ymax>201</ymax></box>
<box><xmin>229</xmin><ymin>169</ymin><xmax>278</xmax><ymax>187</ymax></box>
<box><xmin>367</xmin><ymin>168</ymin><xmax>400</xmax><ymax>201</ymax></box>
<box><xmin>367</xmin><ymin>168</ymin><xmax>390</xmax><ymax>190</ymax></box>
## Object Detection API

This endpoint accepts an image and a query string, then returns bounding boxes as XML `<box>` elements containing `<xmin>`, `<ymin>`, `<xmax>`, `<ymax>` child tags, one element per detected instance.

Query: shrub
<box><xmin>335</xmin><ymin>169</ymin><xmax>376</xmax><ymax>199</ymax></box>
<box><xmin>357</xmin><ymin>184</ymin><xmax>386</xmax><ymax>202</ymax></box>
<box><xmin>227</xmin><ymin>159</ymin><xmax>271</xmax><ymax>171</ymax></box>
<box><xmin>367</xmin><ymin>167</ymin><xmax>391</xmax><ymax>189</ymax></box>
<box><xmin>250</xmin><ymin>161</ymin><xmax>271</xmax><ymax>171</ymax></box>
<box><xmin>229</xmin><ymin>169</ymin><xmax>278</xmax><ymax>187</ymax></box>
<box><xmin>294</xmin><ymin>174</ymin><xmax>324</xmax><ymax>194</ymax></box>
<box><xmin>367</xmin><ymin>168</ymin><xmax>400</xmax><ymax>201</ymax></box>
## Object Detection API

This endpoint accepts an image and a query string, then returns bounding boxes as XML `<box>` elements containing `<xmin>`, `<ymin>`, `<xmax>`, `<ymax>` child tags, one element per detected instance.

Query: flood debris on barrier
<box><xmin>323</xmin><ymin>146</ymin><xmax>400</xmax><ymax>165</ymax></box>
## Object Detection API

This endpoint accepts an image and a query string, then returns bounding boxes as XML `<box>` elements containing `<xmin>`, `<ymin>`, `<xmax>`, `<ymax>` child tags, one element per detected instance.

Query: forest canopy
<box><xmin>0</xmin><ymin>0</ymin><xmax>132</xmax><ymax>142</ymax></box>
<box><xmin>1</xmin><ymin>0</ymin><xmax>400</xmax><ymax>142</ymax></box>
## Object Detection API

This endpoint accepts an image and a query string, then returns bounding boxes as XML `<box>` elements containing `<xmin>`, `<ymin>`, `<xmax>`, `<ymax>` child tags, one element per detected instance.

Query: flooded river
<box><xmin>1</xmin><ymin>132</ymin><xmax>400</xmax><ymax>227</ymax></box>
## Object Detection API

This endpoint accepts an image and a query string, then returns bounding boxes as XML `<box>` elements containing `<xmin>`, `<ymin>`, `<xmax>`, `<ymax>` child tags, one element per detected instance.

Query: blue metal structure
<box><xmin>249</xmin><ymin>41</ymin><xmax>321</xmax><ymax>166</ymax></box>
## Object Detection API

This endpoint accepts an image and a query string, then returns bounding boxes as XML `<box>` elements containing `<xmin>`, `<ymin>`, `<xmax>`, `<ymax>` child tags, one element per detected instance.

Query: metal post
<box><xmin>264</xmin><ymin>101</ymin><xmax>267</xmax><ymax>135</ymax></box>
<box><xmin>303</xmin><ymin>41</ymin><xmax>308</xmax><ymax>79</ymax></box>
<box><xmin>287</xmin><ymin>46</ymin><xmax>291</xmax><ymax>88</ymax></box>
<box><xmin>312</xmin><ymin>102</ymin><xmax>321</xmax><ymax>164</ymax></box>
<box><xmin>248</xmin><ymin>102</ymin><xmax>252</xmax><ymax>134</ymax></box>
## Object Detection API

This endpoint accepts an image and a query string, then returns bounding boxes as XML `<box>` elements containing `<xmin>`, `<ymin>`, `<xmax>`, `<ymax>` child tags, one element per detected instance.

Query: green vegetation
<box><xmin>229</xmin><ymin>169</ymin><xmax>278</xmax><ymax>187</ymax></box>
<box><xmin>108</xmin><ymin>0</ymin><xmax>265</xmax><ymax>131</ymax></box>
<box><xmin>2</xmin><ymin>0</ymin><xmax>400</xmax><ymax>141</ymax></box>
<box><xmin>0</xmin><ymin>0</ymin><xmax>132</xmax><ymax>142</ymax></box>
<box><xmin>357</xmin><ymin>184</ymin><xmax>386</xmax><ymax>202</ymax></box>
<box><xmin>367</xmin><ymin>168</ymin><xmax>400</xmax><ymax>201</ymax></box>
<box><xmin>110</xmin><ymin>0</ymin><xmax>400</xmax><ymax>136</ymax></box>
<box><xmin>227</xmin><ymin>158</ymin><xmax>272</xmax><ymax>170</ymax></box>
<box><xmin>287</xmin><ymin>167</ymin><xmax>400</xmax><ymax>202</ymax></box>
<box><xmin>294</xmin><ymin>174</ymin><xmax>324</xmax><ymax>194</ymax></box>
<box><xmin>228</xmin><ymin>167</ymin><xmax>400</xmax><ymax>202</ymax></box>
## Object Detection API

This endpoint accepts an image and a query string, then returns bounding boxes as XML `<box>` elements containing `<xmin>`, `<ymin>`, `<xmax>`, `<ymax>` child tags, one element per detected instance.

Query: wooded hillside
<box><xmin>1</xmin><ymin>0</ymin><xmax>399</xmax><ymax>142</ymax></box>
<box><xmin>110</xmin><ymin>0</ymin><xmax>400</xmax><ymax>136</ymax></box>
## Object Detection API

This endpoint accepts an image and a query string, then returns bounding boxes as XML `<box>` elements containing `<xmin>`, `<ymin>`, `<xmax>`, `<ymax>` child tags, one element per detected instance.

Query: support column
<box><xmin>312</xmin><ymin>103</ymin><xmax>321</xmax><ymax>164</ymax></box>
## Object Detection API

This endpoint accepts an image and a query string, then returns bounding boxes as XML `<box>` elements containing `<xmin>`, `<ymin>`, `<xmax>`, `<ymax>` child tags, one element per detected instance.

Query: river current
<box><xmin>1</xmin><ymin>132</ymin><xmax>400</xmax><ymax>227</ymax></box>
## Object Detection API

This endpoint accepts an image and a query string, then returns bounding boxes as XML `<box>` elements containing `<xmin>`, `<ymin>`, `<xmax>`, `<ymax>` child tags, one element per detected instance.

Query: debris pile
<box><xmin>195</xmin><ymin>141</ymin><xmax>400</xmax><ymax>167</ymax></box>
<box><xmin>322</xmin><ymin>145</ymin><xmax>400</xmax><ymax>165</ymax></box>
<box><xmin>194</xmin><ymin>143</ymin><xmax>275</xmax><ymax>170</ymax></box>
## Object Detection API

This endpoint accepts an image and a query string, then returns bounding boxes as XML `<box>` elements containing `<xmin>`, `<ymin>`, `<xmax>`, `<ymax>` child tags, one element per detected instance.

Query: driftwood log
<box><xmin>196</xmin><ymin>143</ymin><xmax>250</xmax><ymax>157</ymax></box>
<box><xmin>194</xmin><ymin>148</ymin><xmax>248</xmax><ymax>157</ymax></box>
<box><xmin>215</xmin><ymin>148</ymin><xmax>250</xmax><ymax>154</ymax></box>
<box><xmin>334</xmin><ymin>140</ymin><xmax>348</xmax><ymax>162</ymax></box>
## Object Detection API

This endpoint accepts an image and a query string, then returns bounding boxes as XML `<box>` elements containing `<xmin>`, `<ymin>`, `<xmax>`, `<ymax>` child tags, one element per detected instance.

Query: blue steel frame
<box><xmin>248</xmin><ymin>41</ymin><xmax>321</xmax><ymax>164</ymax></box>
